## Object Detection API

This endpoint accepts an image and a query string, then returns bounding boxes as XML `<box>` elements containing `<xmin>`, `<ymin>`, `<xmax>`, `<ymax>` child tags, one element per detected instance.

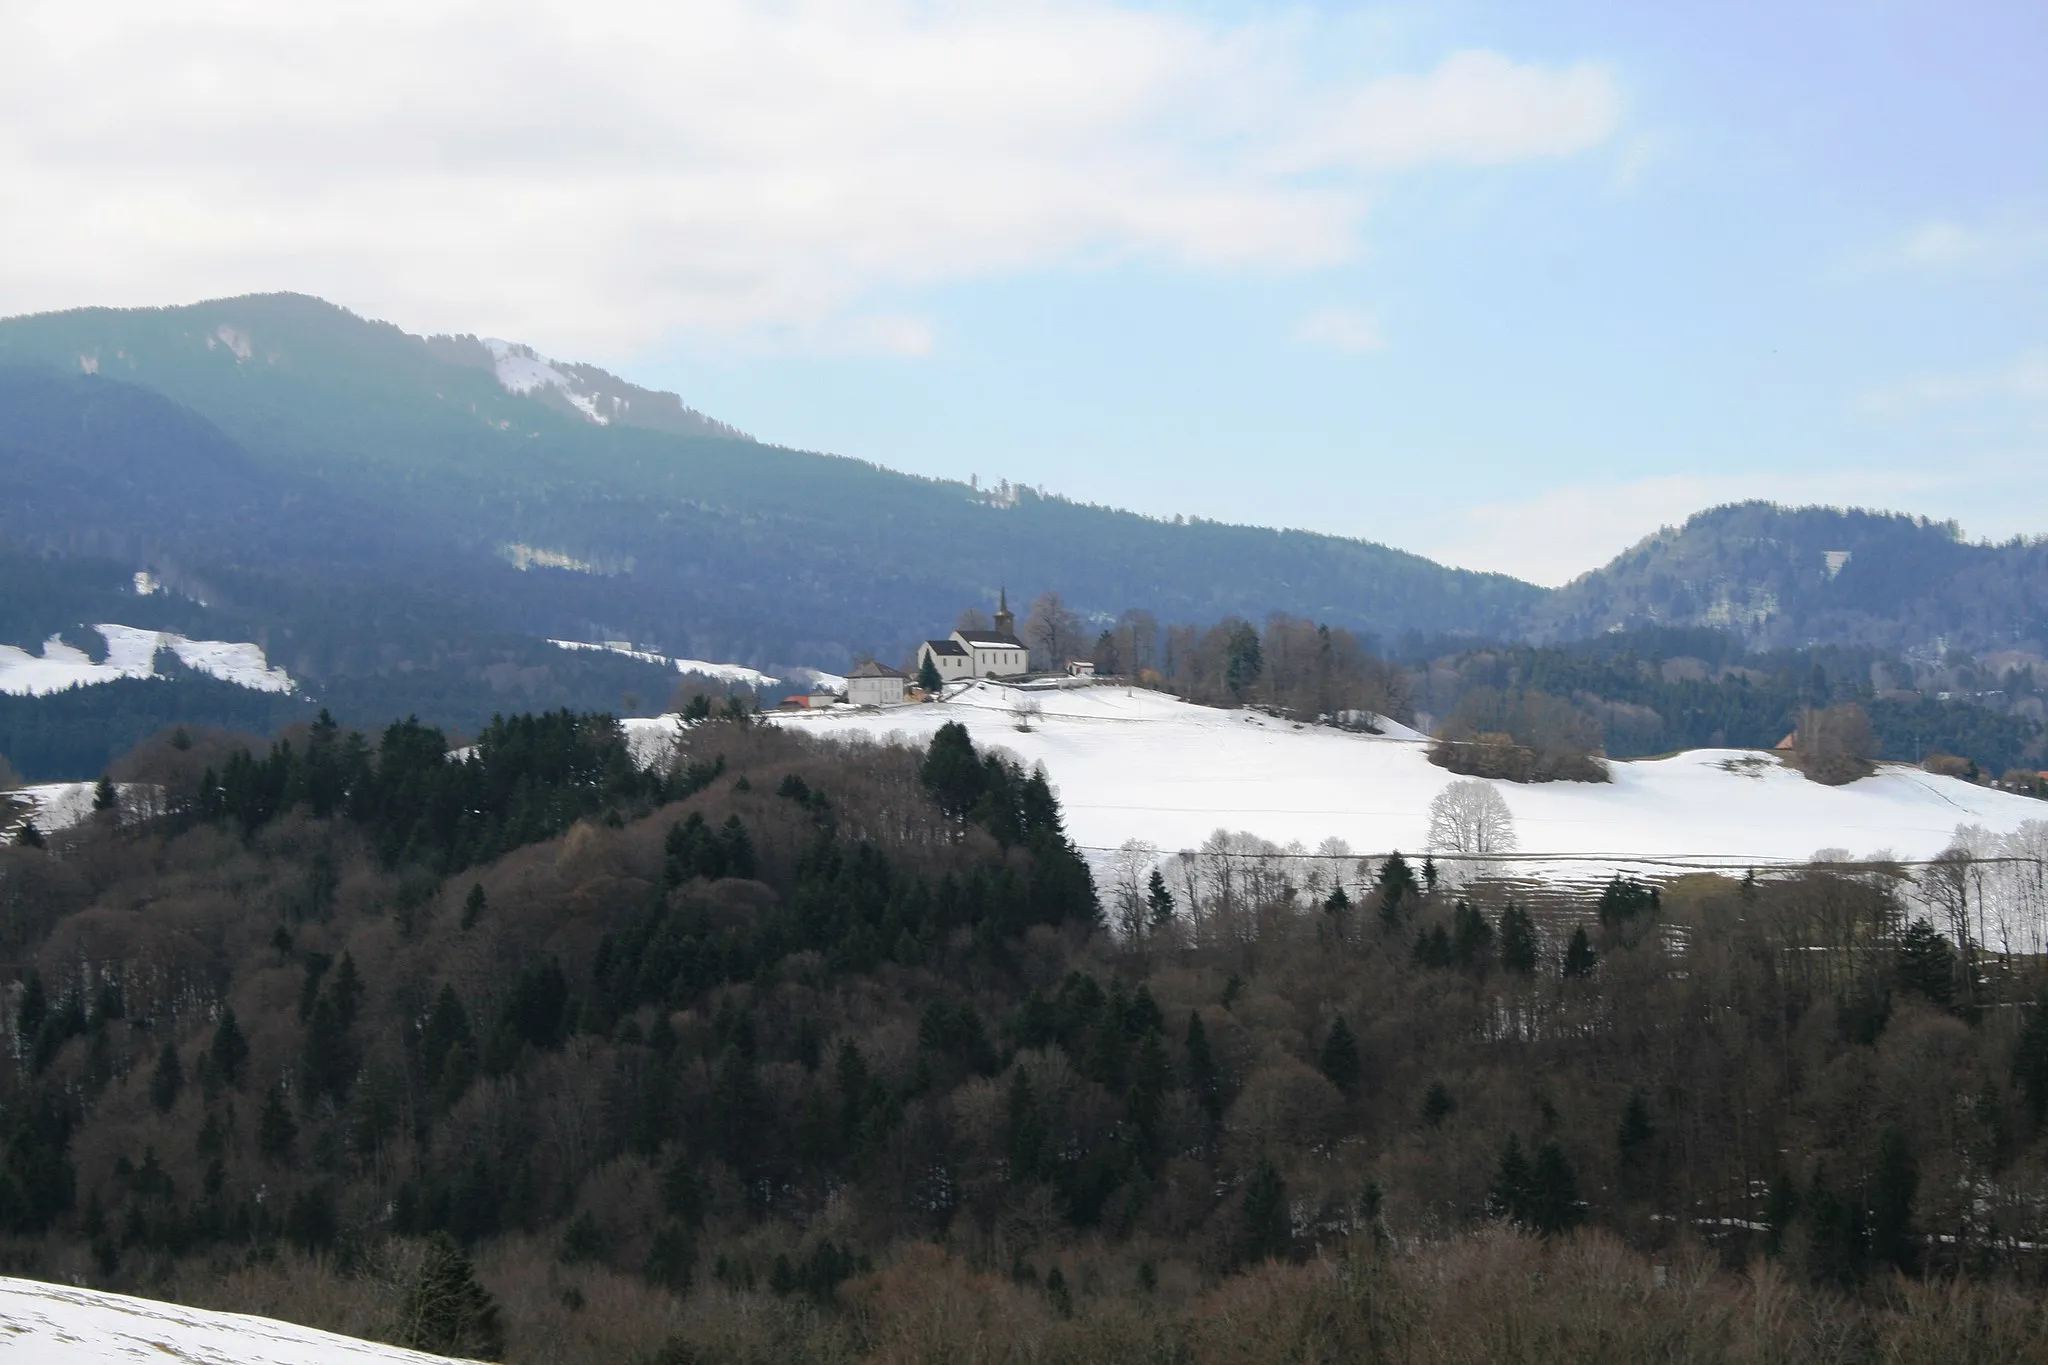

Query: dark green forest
<box><xmin>1411</xmin><ymin>628</ymin><xmax>2045</xmax><ymax>774</ymax></box>
<box><xmin>6</xmin><ymin>710</ymin><xmax>2048</xmax><ymax>1362</ymax></box>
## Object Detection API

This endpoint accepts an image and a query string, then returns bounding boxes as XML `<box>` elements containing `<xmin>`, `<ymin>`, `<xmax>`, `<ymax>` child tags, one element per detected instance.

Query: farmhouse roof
<box><xmin>848</xmin><ymin>660</ymin><xmax>905</xmax><ymax>679</ymax></box>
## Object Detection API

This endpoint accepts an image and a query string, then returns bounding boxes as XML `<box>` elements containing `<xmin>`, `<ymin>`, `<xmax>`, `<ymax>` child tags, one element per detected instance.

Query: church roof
<box><xmin>956</xmin><ymin>631</ymin><xmax>1025</xmax><ymax>648</ymax></box>
<box><xmin>923</xmin><ymin>639</ymin><xmax>968</xmax><ymax>657</ymax></box>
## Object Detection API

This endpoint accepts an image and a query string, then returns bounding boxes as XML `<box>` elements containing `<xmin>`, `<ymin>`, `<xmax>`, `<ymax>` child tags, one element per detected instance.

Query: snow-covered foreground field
<box><xmin>764</xmin><ymin>681</ymin><xmax>2047</xmax><ymax>874</ymax></box>
<box><xmin>0</xmin><ymin>624</ymin><xmax>295</xmax><ymax>696</ymax></box>
<box><xmin>0</xmin><ymin>1275</ymin><xmax>470</xmax><ymax>1364</ymax></box>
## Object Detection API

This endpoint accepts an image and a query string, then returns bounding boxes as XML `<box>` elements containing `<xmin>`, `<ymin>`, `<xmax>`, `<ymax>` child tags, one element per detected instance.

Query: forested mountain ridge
<box><xmin>0</xmin><ymin>294</ymin><xmax>1542</xmax><ymax>673</ymax></box>
<box><xmin>1527</xmin><ymin>502</ymin><xmax>2048</xmax><ymax>658</ymax></box>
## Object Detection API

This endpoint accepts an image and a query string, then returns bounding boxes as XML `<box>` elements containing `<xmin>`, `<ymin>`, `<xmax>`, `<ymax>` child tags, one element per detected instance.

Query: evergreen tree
<box><xmin>1562</xmin><ymin>926</ymin><xmax>1597</xmax><ymax>980</ymax></box>
<box><xmin>2014</xmin><ymin>993</ymin><xmax>2048</xmax><ymax>1128</ymax></box>
<box><xmin>1488</xmin><ymin>1133</ymin><xmax>1533</xmax><ymax>1224</ymax></box>
<box><xmin>328</xmin><ymin>952</ymin><xmax>364</xmax><ymax>1027</ymax></box>
<box><xmin>1421</xmin><ymin>1081</ymin><xmax>1454</xmax><ymax>1127</ymax></box>
<box><xmin>302</xmin><ymin>996</ymin><xmax>355</xmax><ymax>1106</ymax></box>
<box><xmin>461</xmin><ymin>882</ymin><xmax>487</xmax><ymax>930</ymax></box>
<box><xmin>149</xmin><ymin>1041</ymin><xmax>183</xmax><ymax>1113</ymax></box>
<box><xmin>1323</xmin><ymin>882</ymin><xmax>1351</xmax><ymax>920</ymax></box>
<box><xmin>1375</xmin><ymin>852</ymin><xmax>1419</xmax><ymax>930</ymax></box>
<box><xmin>1185</xmin><ymin>1011</ymin><xmax>1223</xmax><ymax>1123</ymax></box>
<box><xmin>92</xmin><ymin>774</ymin><xmax>117</xmax><ymax>813</ymax></box>
<box><xmin>258</xmin><ymin>1086</ymin><xmax>298</xmax><ymax>1162</ymax></box>
<box><xmin>208</xmin><ymin>1008</ymin><xmax>248</xmax><ymax>1088</ymax></box>
<box><xmin>1499</xmin><ymin>903</ymin><xmax>1538</xmax><ymax>974</ymax></box>
<box><xmin>920</xmin><ymin>723</ymin><xmax>986</xmax><ymax>819</ymax></box>
<box><xmin>1006</xmin><ymin>1068</ymin><xmax>1045</xmax><ymax>1180</ymax></box>
<box><xmin>14</xmin><ymin>967</ymin><xmax>46</xmax><ymax>1043</ymax></box>
<box><xmin>1896</xmin><ymin>918</ymin><xmax>1957</xmax><ymax>1007</ymax></box>
<box><xmin>1044</xmin><ymin>1264</ymin><xmax>1074</xmax><ymax>1318</ymax></box>
<box><xmin>1761</xmin><ymin>1172</ymin><xmax>1799</xmax><ymax>1258</ymax></box>
<box><xmin>1804</xmin><ymin>1163</ymin><xmax>1867</xmax><ymax>1288</ymax></box>
<box><xmin>399</xmin><ymin>1231</ymin><xmax>505</xmax><ymax>1360</ymax></box>
<box><xmin>1870</xmin><ymin>1125</ymin><xmax>1919</xmax><ymax>1274</ymax></box>
<box><xmin>718</xmin><ymin>815</ymin><xmax>756</xmax><ymax>879</ymax></box>
<box><xmin>1411</xmin><ymin>923</ymin><xmax>1453</xmax><ymax>969</ymax></box>
<box><xmin>1147</xmin><ymin>870</ymin><xmax>1175</xmax><ymax>928</ymax></box>
<box><xmin>1318</xmin><ymin>1016</ymin><xmax>1361</xmax><ymax>1097</ymax></box>
<box><xmin>1596</xmin><ymin>875</ymin><xmax>1659</xmax><ymax>929</ymax></box>
<box><xmin>1616</xmin><ymin>1090</ymin><xmax>1654</xmax><ymax>1173</ymax></box>
<box><xmin>918</xmin><ymin>656</ymin><xmax>944</xmax><ymax>694</ymax></box>
<box><xmin>1528</xmin><ymin>1141</ymin><xmax>1585</xmax><ymax>1235</ymax></box>
<box><xmin>1452</xmin><ymin>900</ymin><xmax>1493</xmax><ymax>966</ymax></box>
<box><xmin>15</xmin><ymin>819</ymin><xmax>42</xmax><ymax>849</ymax></box>
<box><xmin>1238</xmin><ymin>1157</ymin><xmax>1290</xmax><ymax>1264</ymax></box>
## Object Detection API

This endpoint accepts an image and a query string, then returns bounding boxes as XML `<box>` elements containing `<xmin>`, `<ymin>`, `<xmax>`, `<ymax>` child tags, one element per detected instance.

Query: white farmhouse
<box><xmin>917</xmin><ymin>590</ymin><xmax>1030</xmax><ymax>682</ymax></box>
<box><xmin>844</xmin><ymin>660</ymin><xmax>908</xmax><ymax>707</ymax></box>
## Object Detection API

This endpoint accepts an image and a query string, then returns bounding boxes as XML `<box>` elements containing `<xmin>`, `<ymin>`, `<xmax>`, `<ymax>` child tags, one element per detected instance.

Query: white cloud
<box><xmin>1849</xmin><ymin>217</ymin><xmax>2048</xmax><ymax>275</ymax></box>
<box><xmin>1294</xmin><ymin>305</ymin><xmax>1385</xmax><ymax>353</ymax></box>
<box><xmin>0</xmin><ymin>1</ymin><xmax>1621</xmax><ymax>355</ymax></box>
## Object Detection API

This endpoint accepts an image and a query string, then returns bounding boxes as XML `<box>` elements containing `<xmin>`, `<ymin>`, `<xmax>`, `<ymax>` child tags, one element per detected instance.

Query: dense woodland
<box><xmin>7</xmin><ymin>710</ymin><xmax>2048</xmax><ymax>1361</ymax></box>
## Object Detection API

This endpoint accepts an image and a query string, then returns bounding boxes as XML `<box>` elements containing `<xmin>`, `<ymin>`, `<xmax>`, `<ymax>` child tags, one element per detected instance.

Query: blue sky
<box><xmin>6</xmin><ymin>0</ymin><xmax>2044</xmax><ymax>584</ymax></box>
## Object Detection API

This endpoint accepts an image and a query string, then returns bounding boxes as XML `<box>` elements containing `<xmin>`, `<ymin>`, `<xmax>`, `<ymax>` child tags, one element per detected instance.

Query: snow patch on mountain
<box><xmin>0</xmin><ymin>625</ymin><xmax>295</xmax><ymax>696</ymax></box>
<box><xmin>483</xmin><ymin>338</ymin><xmax>611</xmax><ymax>425</ymax></box>
<box><xmin>0</xmin><ymin>1273</ymin><xmax>476</xmax><ymax>1364</ymax></box>
<box><xmin>548</xmin><ymin>638</ymin><xmax>782</xmax><ymax>687</ymax></box>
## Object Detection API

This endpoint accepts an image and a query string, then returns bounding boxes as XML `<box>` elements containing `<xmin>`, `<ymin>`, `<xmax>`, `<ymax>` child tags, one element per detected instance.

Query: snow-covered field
<box><xmin>0</xmin><ymin>1275</ymin><xmax>472</xmax><ymax>1364</ymax></box>
<box><xmin>767</xmin><ymin>681</ymin><xmax>2047</xmax><ymax>873</ymax></box>
<box><xmin>0</xmin><ymin>625</ymin><xmax>294</xmax><ymax>696</ymax></box>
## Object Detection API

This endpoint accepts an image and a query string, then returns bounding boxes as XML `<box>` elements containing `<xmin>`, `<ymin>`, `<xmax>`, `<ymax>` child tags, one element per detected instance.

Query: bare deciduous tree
<box><xmin>1109</xmin><ymin>838</ymin><xmax>1160</xmax><ymax>940</ymax></box>
<box><xmin>1023</xmin><ymin>592</ymin><xmax>1083</xmax><ymax>670</ymax></box>
<box><xmin>1426</xmin><ymin>779</ymin><xmax>1518</xmax><ymax>862</ymax></box>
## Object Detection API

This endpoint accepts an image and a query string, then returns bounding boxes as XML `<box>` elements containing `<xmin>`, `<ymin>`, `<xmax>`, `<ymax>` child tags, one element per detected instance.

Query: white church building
<box><xmin>918</xmin><ymin>590</ymin><xmax>1030</xmax><ymax>682</ymax></box>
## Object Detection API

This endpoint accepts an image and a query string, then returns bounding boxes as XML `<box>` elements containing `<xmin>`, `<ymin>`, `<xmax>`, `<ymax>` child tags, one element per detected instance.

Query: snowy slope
<box><xmin>0</xmin><ymin>1274</ymin><xmax>475</xmax><ymax>1364</ymax></box>
<box><xmin>0</xmin><ymin>625</ymin><xmax>294</xmax><ymax>696</ymax></box>
<box><xmin>548</xmin><ymin>638</ymin><xmax>782</xmax><ymax>688</ymax></box>
<box><xmin>768</xmin><ymin>680</ymin><xmax>2047</xmax><ymax>870</ymax></box>
<box><xmin>480</xmin><ymin>338</ymin><xmax>744</xmax><ymax>438</ymax></box>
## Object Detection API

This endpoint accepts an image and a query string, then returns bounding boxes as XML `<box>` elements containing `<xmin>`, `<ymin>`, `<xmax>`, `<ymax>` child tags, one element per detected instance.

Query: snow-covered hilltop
<box><xmin>0</xmin><ymin>1275</ymin><xmax>474</xmax><ymax>1364</ymax></box>
<box><xmin>769</xmin><ymin>680</ymin><xmax>2047</xmax><ymax>875</ymax></box>
<box><xmin>0</xmin><ymin>625</ymin><xmax>295</xmax><ymax>696</ymax></box>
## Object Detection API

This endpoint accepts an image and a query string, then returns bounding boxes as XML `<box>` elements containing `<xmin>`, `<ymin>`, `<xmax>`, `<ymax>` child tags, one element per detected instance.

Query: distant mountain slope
<box><xmin>1525</xmin><ymin>503</ymin><xmax>2048</xmax><ymax>658</ymax></box>
<box><xmin>0</xmin><ymin>294</ymin><xmax>1543</xmax><ymax>670</ymax></box>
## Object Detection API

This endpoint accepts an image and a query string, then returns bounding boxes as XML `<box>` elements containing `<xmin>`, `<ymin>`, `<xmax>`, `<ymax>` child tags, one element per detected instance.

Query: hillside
<box><xmin>1527</xmin><ymin>503</ymin><xmax>2048</xmax><ymax>658</ymax></box>
<box><xmin>0</xmin><ymin>294</ymin><xmax>1541</xmax><ymax>676</ymax></box>
<box><xmin>772</xmin><ymin>681</ymin><xmax>2048</xmax><ymax>883</ymax></box>
<box><xmin>6</xmin><ymin>706</ymin><xmax>2048</xmax><ymax>1363</ymax></box>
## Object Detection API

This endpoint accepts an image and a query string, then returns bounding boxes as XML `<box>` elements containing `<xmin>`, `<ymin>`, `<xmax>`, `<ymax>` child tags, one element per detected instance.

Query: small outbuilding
<box><xmin>845</xmin><ymin>660</ymin><xmax>908</xmax><ymax>708</ymax></box>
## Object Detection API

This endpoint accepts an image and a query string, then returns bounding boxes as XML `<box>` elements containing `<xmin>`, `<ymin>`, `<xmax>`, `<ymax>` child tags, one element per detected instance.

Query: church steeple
<box><xmin>994</xmin><ymin>587</ymin><xmax>1015</xmax><ymax>638</ymax></box>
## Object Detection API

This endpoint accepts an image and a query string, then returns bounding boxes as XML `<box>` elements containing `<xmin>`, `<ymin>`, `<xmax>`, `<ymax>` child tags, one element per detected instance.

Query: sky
<box><xmin>2</xmin><ymin>0</ymin><xmax>2043</xmax><ymax>586</ymax></box>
